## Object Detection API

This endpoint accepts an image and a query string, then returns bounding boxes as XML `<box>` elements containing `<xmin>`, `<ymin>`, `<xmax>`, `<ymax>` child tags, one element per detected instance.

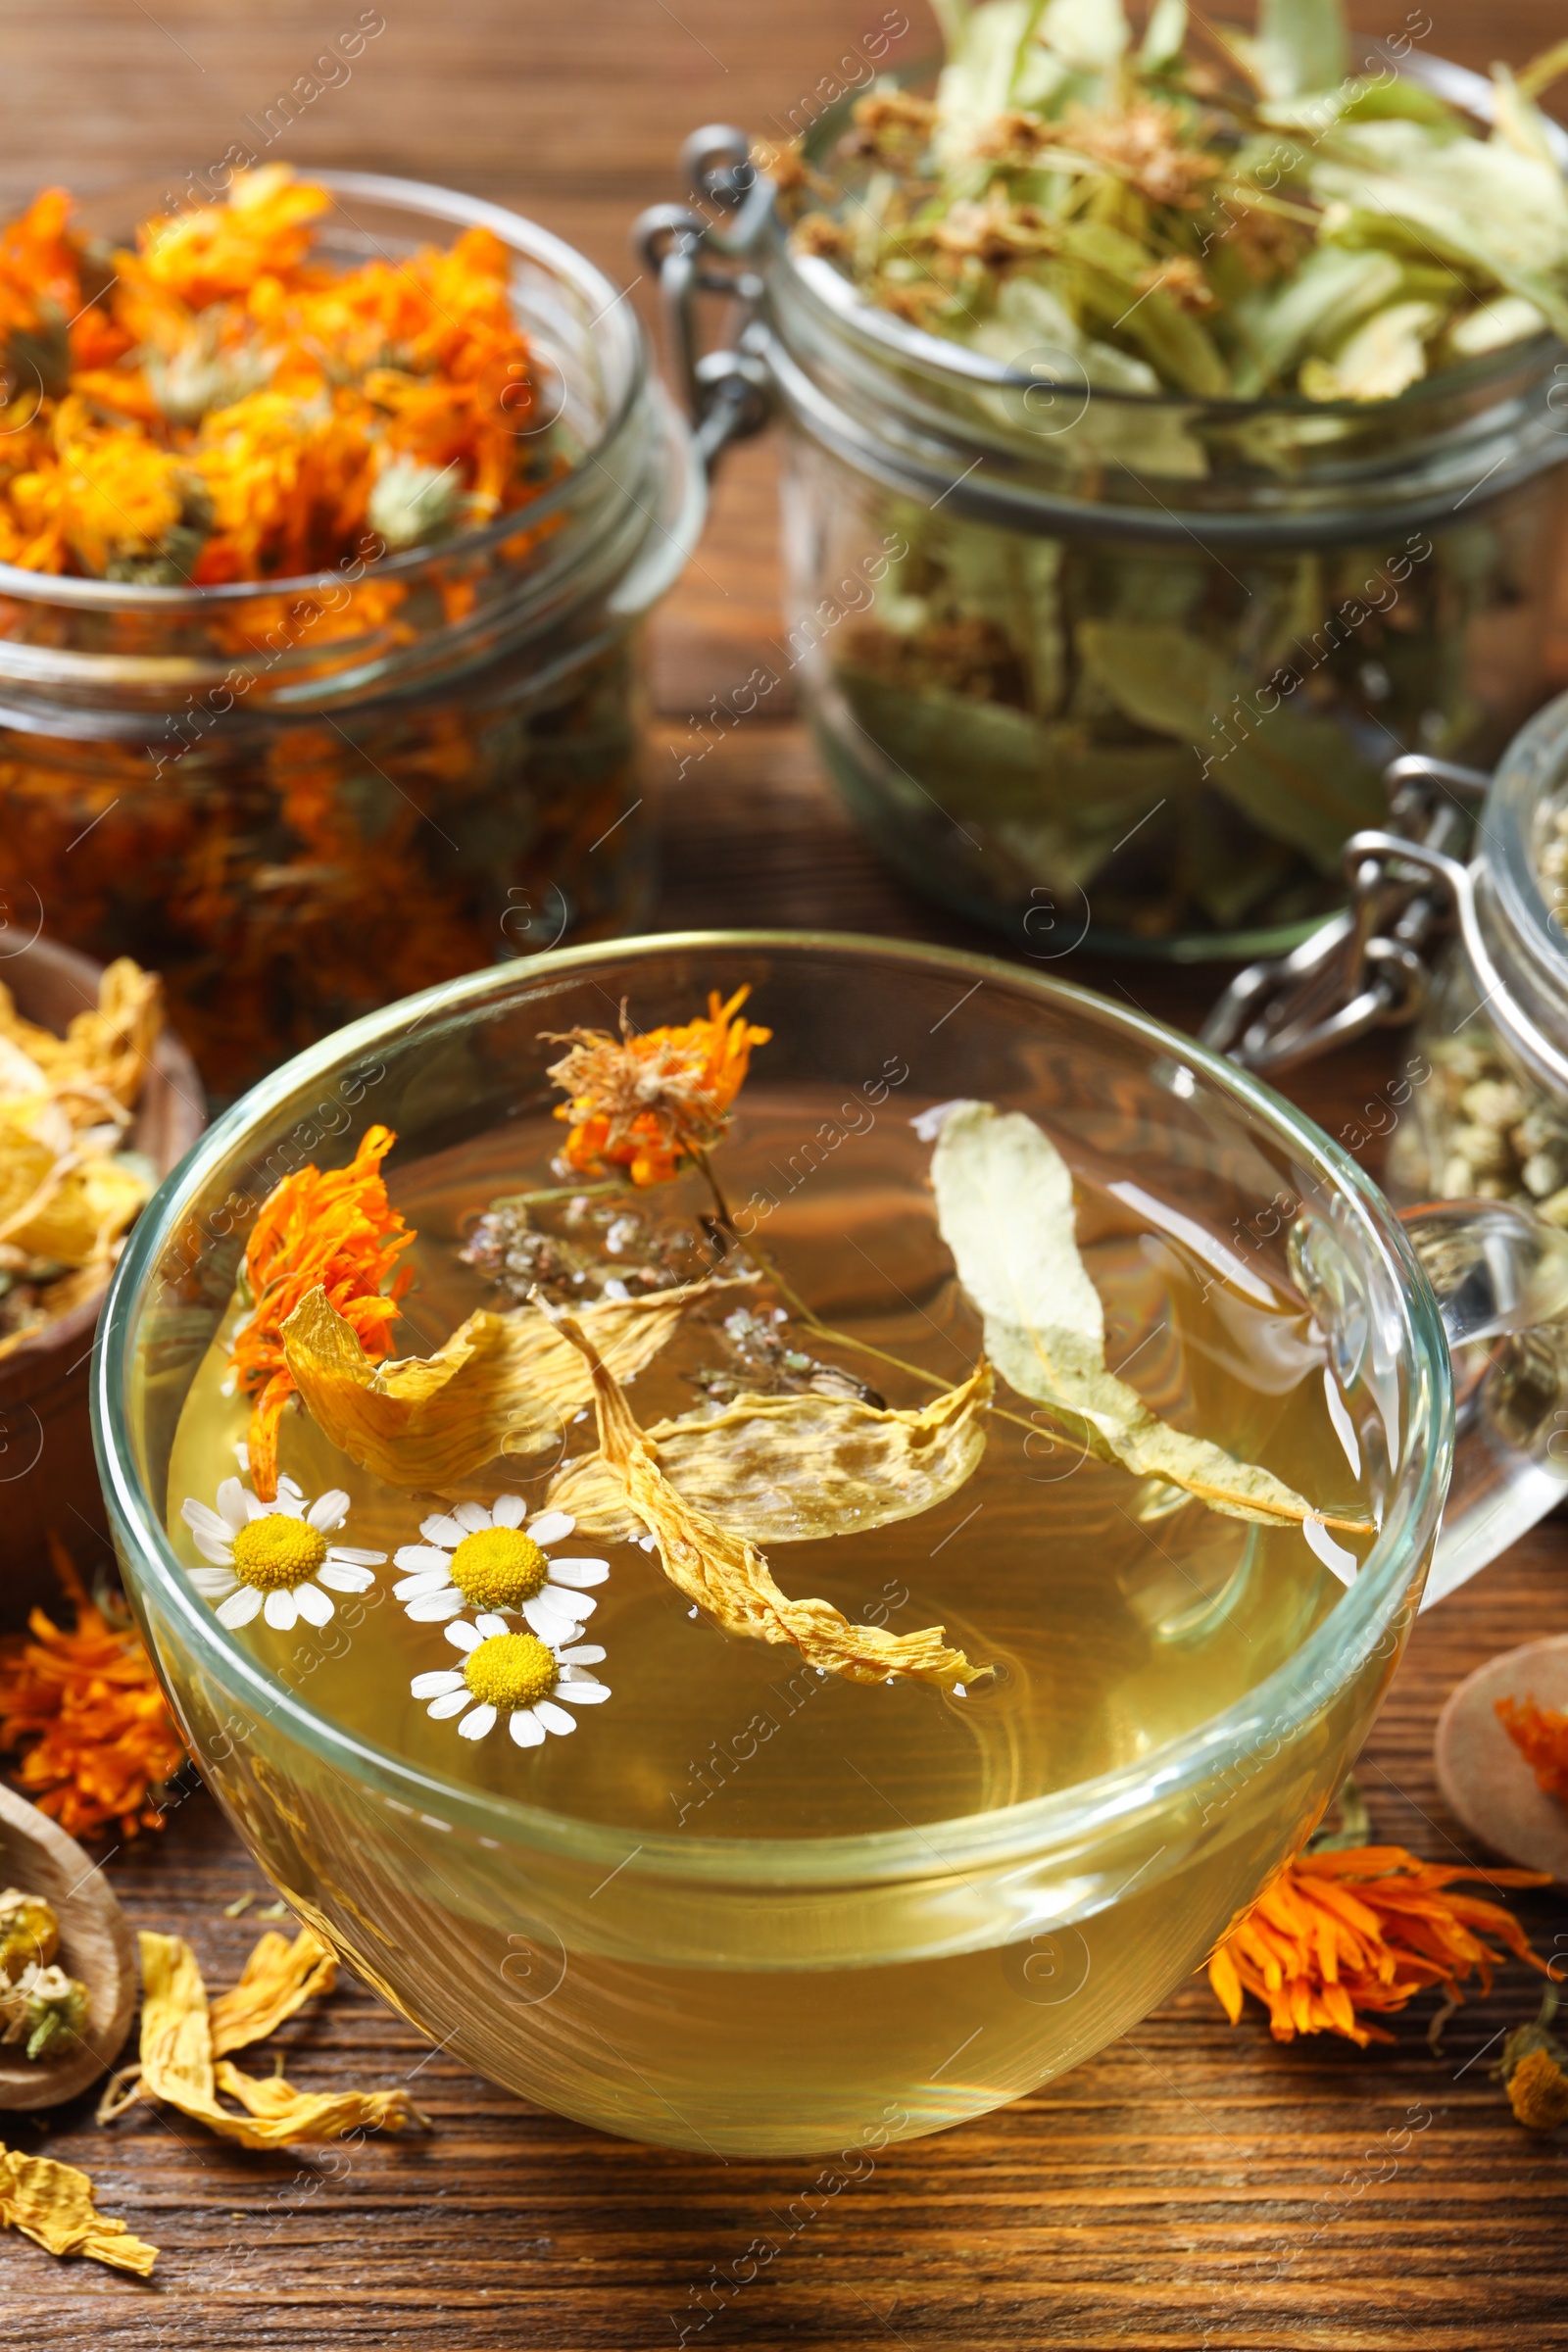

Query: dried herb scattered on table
<box><xmin>1207</xmin><ymin>1784</ymin><xmax>1551</xmax><ymax>2043</ymax></box>
<box><xmin>0</xmin><ymin>2140</ymin><xmax>156</xmax><ymax>2275</ymax></box>
<box><xmin>99</xmin><ymin>1923</ymin><xmax>425</xmax><ymax>2149</ymax></box>
<box><xmin>0</xmin><ymin>1542</ymin><xmax>184</xmax><ymax>1839</ymax></box>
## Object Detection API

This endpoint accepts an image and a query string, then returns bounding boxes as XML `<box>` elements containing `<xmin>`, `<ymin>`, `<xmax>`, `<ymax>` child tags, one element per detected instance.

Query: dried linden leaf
<box><xmin>281</xmin><ymin>1280</ymin><xmax>720</xmax><ymax>1487</ymax></box>
<box><xmin>548</xmin><ymin>1365</ymin><xmax>992</xmax><ymax>1545</ymax></box>
<box><xmin>101</xmin><ymin>1930</ymin><xmax>420</xmax><ymax>2150</ymax></box>
<box><xmin>931</xmin><ymin>1101</ymin><xmax>1369</xmax><ymax>1532</ymax></box>
<box><xmin>0</xmin><ymin>2140</ymin><xmax>158</xmax><ymax>2276</ymax></box>
<box><xmin>560</xmin><ymin>1318</ymin><xmax>981</xmax><ymax>1690</ymax></box>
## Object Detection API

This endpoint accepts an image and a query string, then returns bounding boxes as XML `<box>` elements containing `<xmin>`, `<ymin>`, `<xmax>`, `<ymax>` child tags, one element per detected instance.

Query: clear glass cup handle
<box><xmin>1399</xmin><ymin>1198</ymin><xmax>1568</xmax><ymax>1606</ymax></box>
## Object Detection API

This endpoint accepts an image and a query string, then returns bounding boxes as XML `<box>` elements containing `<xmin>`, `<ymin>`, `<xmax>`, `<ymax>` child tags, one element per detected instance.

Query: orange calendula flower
<box><xmin>0</xmin><ymin>168</ymin><xmax>558</xmax><ymax>582</ymax></box>
<box><xmin>228</xmin><ymin>1123</ymin><xmax>415</xmax><ymax>1500</ymax></box>
<box><xmin>546</xmin><ymin>987</ymin><xmax>771</xmax><ymax>1188</ymax></box>
<box><xmin>1207</xmin><ymin>1844</ymin><xmax>1550</xmax><ymax>2046</ymax></box>
<box><xmin>1499</xmin><ymin>1987</ymin><xmax>1568</xmax><ymax>2132</ymax></box>
<box><xmin>1495</xmin><ymin>1692</ymin><xmax>1568</xmax><ymax>1803</ymax></box>
<box><xmin>1507</xmin><ymin>2043</ymin><xmax>1568</xmax><ymax>2132</ymax></box>
<box><xmin>0</xmin><ymin>1543</ymin><xmax>184</xmax><ymax>1840</ymax></box>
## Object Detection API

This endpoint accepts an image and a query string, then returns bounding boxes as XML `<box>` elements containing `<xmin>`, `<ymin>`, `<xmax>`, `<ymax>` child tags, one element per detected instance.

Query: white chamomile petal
<box><xmin>427</xmin><ymin>1689</ymin><xmax>470</xmax><ymax>1719</ymax></box>
<box><xmin>534</xmin><ymin>1699</ymin><xmax>576</xmax><ymax>1736</ymax></box>
<box><xmin>325</xmin><ymin>1544</ymin><xmax>384</xmax><ymax>1567</ymax></box>
<box><xmin>217</xmin><ymin>1587</ymin><xmax>264</xmax><ymax>1629</ymax></box>
<box><xmin>491</xmin><ymin>1494</ymin><xmax>527</xmax><ymax>1528</ymax></box>
<box><xmin>560</xmin><ymin>1644</ymin><xmax>606</xmax><ymax>1665</ymax></box>
<box><xmin>523</xmin><ymin>1594</ymin><xmax>584</xmax><ymax>1642</ymax></box>
<box><xmin>319</xmin><ymin>1561</ymin><xmax>376</xmax><ymax>1592</ymax></box>
<box><xmin>395</xmin><ymin>1570</ymin><xmax>454</xmax><ymax>1601</ymax></box>
<box><xmin>214</xmin><ymin>1478</ymin><xmax>251</xmax><ymax>1533</ymax></box>
<box><xmin>547</xmin><ymin>1557</ymin><xmax>610</xmax><ymax>1589</ymax></box>
<box><xmin>412</xmin><ymin>1670</ymin><xmax>465</xmax><ymax>1699</ymax></box>
<box><xmin>184</xmin><ymin>1496</ymin><xmax>233</xmax><ymax>1543</ymax></box>
<box><xmin>189</xmin><ymin>1565</ymin><xmax>238</xmax><ymax>1598</ymax></box>
<box><xmin>560</xmin><ymin>1677</ymin><xmax>610</xmax><ymax>1702</ymax></box>
<box><xmin>264</xmin><ymin>1590</ymin><xmax>298</xmax><ymax>1631</ymax></box>
<box><xmin>509</xmin><ymin>1712</ymin><xmax>546</xmax><ymax>1747</ymax></box>
<box><xmin>445</xmin><ymin>1620</ymin><xmax>484</xmax><ymax>1653</ymax></box>
<box><xmin>395</xmin><ymin>1544</ymin><xmax>451</xmax><ymax>1575</ymax></box>
<box><xmin>190</xmin><ymin>1526</ymin><xmax>237</xmax><ymax>1569</ymax></box>
<box><xmin>294</xmin><ymin>1582</ymin><xmax>333</xmax><ymax>1627</ymax></box>
<box><xmin>545</xmin><ymin>1583</ymin><xmax>596</xmax><ymax>1622</ymax></box>
<box><xmin>420</xmin><ymin>1513</ymin><xmax>467</xmax><ymax>1547</ymax></box>
<box><xmin>278</xmin><ymin>1475</ymin><xmax>306</xmax><ymax>1504</ymax></box>
<box><xmin>453</xmin><ymin>1501</ymin><xmax>493</xmax><ymax>1534</ymax></box>
<box><xmin>474</xmin><ymin>1613</ymin><xmax>510</xmax><ymax>1641</ymax></box>
<box><xmin>459</xmin><ymin>1703</ymin><xmax>497</xmax><ymax>1740</ymax></box>
<box><xmin>527</xmin><ymin>1510</ymin><xmax>574</xmax><ymax>1545</ymax></box>
<box><xmin>406</xmin><ymin>1592</ymin><xmax>466</xmax><ymax>1622</ymax></box>
<box><xmin>232</xmin><ymin>1440</ymin><xmax>250</xmax><ymax>1472</ymax></box>
<box><xmin>307</xmin><ymin>1489</ymin><xmax>351</xmax><ymax>1533</ymax></box>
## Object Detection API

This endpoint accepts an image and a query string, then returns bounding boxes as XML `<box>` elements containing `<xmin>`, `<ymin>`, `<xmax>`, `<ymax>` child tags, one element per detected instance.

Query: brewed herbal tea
<box><xmin>158</xmin><ymin>987</ymin><xmax>1382</xmax><ymax>2145</ymax></box>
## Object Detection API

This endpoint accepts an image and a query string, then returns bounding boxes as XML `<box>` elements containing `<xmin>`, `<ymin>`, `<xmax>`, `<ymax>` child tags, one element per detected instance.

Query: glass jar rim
<box><xmin>771</xmin><ymin>39</ymin><xmax>1567</xmax><ymax>441</ymax></box>
<box><xmin>1479</xmin><ymin>687</ymin><xmax>1568</xmax><ymax>1046</ymax></box>
<box><xmin>0</xmin><ymin>169</ymin><xmax>646</xmax><ymax>611</ymax></box>
<box><xmin>773</xmin><ymin>229</ymin><xmax>1562</xmax><ymax>427</ymax></box>
<box><xmin>94</xmin><ymin>930</ymin><xmax>1451</xmax><ymax>1886</ymax></box>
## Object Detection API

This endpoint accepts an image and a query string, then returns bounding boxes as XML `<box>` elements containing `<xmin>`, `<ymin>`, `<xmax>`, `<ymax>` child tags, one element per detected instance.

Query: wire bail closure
<box><xmin>632</xmin><ymin>127</ymin><xmax>773</xmax><ymax>470</ymax></box>
<box><xmin>1200</xmin><ymin>756</ymin><xmax>1492</xmax><ymax>1075</ymax></box>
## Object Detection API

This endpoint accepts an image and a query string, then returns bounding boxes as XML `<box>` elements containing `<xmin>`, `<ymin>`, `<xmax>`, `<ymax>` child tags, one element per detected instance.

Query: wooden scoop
<box><xmin>0</xmin><ymin>1781</ymin><xmax>137</xmax><ymax>2108</ymax></box>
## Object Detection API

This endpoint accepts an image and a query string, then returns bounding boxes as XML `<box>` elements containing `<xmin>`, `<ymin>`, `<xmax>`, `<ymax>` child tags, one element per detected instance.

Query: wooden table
<box><xmin>4</xmin><ymin>5</ymin><xmax>1567</xmax><ymax>2344</ymax></box>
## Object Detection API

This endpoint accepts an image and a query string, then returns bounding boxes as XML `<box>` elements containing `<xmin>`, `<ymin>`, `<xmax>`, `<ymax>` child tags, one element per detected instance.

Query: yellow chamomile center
<box><xmin>449</xmin><ymin>1527</ymin><xmax>549</xmax><ymax>1609</ymax></box>
<box><xmin>462</xmin><ymin>1632</ymin><xmax>559</xmax><ymax>1712</ymax></box>
<box><xmin>230</xmin><ymin>1513</ymin><xmax>328</xmax><ymax>1592</ymax></box>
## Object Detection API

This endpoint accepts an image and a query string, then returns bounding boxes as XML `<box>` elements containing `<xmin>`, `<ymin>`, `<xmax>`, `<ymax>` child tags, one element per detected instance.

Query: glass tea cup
<box><xmin>93</xmin><ymin>934</ymin><xmax>1567</xmax><ymax>2156</ymax></box>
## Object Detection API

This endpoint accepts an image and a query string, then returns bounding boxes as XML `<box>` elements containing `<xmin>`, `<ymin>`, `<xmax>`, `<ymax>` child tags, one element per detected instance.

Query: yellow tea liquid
<box><xmin>162</xmin><ymin>1089</ymin><xmax>1379</xmax><ymax>2152</ymax></box>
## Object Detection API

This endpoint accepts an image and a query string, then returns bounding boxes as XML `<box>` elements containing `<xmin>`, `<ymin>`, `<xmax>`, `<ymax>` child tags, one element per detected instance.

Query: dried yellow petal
<box><xmin>561</xmin><ymin>1317</ymin><xmax>980</xmax><ymax>1690</ymax></box>
<box><xmin>0</xmin><ymin>2141</ymin><xmax>158</xmax><ymax>2275</ymax></box>
<box><xmin>548</xmin><ymin>1364</ymin><xmax>992</xmax><ymax>1545</ymax></box>
<box><xmin>3</xmin><ymin>1149</ymin><xmax>150</xmax><ymax>1268</ymax></box>
<box><xmin>0</xmin><ymin>957</ymin><xmax>163</xmax><ymax>1120</ymax></box>
<box><xmin>103</xmin><ymin>1930</ymin><xmax>419</xmax><ymax>2150</ymax></box>
<box><xmin>208</xmin><ymin>1926</ymin><xmax>336</xmax><ymax>2056</ymax></box>
<box><xmin>931</xmin><ymin>1102</ymin><xmax>1371</xmax><ymax>1533</ymax></box>
<box><xmin>281</xmin><ymin>1279</ymin><xmax>720</xmax><ymax>1486</ymax></box>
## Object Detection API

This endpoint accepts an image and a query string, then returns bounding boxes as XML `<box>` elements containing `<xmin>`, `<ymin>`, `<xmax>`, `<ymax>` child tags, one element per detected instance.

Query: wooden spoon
<box><xmin>0</xmin><ymin>1781</ymin><xmax>137</xmax><ymax>2108</ymax></box>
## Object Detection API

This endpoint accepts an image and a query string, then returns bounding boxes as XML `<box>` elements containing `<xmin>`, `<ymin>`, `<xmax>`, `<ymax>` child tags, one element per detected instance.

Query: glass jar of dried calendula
<box><xmin>0</xmin><ymin>170</ymin><xmax>702</xmax><ymax>1097</ymax></box>
<box><xmin>648</xmin><ymin>10</ymin><xmax>1568</xmax><ymax>957</ymax></box>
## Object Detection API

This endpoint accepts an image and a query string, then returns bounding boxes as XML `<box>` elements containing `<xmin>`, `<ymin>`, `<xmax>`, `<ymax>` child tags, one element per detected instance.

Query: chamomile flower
<box><xmin>180</xmin><ymin>1473</ymin><xmax>385</xmax><ymax>1632</ymax></box>
<box><xmin>392</xmin><ymin>1497</ymin><xmax>607</xmax><ymax>1642</ymax></box>
<box><xmin>411</xmin><ymin>1618</ymin><xmax>611</xmax><ymax>1746</ymax></box>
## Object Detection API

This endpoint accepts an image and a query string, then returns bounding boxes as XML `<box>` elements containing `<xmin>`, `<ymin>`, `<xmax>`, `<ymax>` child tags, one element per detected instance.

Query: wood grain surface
<box><xmin>2</xmin><ymin>3</ymin><xmax>1566</xmax><ymax>2344</ymax></box>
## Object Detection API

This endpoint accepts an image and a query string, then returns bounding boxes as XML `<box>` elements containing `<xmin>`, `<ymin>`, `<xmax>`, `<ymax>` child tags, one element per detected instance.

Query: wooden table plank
<box><xmin>3</xmin><ymin>5</ymin><xmax>1567</xmax><ymax>2345</ymax></box>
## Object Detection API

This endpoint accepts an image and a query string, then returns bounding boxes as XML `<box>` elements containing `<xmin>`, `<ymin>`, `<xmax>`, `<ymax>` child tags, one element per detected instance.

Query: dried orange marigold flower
<box><xmin>1207</xmin><ymin>1843</ymin><xmax>1549</xmax><ymax>2047</ymax></box>
<box><xmin>0</xmin><ymin>1544</ymin><xmax>183</xmax><ymax>1839</ymax></box>
<box><xmin>1495</xmin><ymin>1692</ymin><xmax>1568</xmax><ymax>1803</ymax></box>
<box><xmin>545</xmin><ymin>987</ymin><xmax>770</xmax><ymax>1188</ymax></box>
<box><xmin>1506</xmin><ymin>2044</ymin><xmax>1568</xmax><ymax>2132</ymax></box>
<box><xmin>228</xmin><ymin>1123</ymin><xmax>414</xmax><ymax>1500</ymax></box>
